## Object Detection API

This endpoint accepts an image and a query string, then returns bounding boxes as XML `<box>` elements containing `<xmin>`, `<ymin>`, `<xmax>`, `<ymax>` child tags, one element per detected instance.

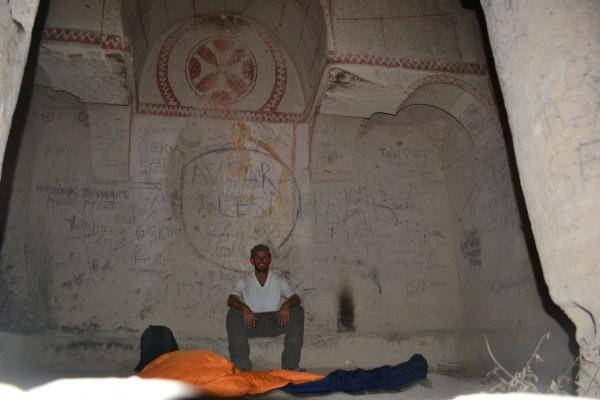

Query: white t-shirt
<box><xmin>231</xmin><ymin>270</ymin><xmax>294</xmax><ymax>313</ymax></box>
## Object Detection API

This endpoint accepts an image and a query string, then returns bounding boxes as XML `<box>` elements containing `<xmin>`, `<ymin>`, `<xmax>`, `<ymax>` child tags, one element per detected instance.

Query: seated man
<box><xmin>226</xmin><ymin>244</ymin><xmax>304</xmax><ymax>371</ymax></box>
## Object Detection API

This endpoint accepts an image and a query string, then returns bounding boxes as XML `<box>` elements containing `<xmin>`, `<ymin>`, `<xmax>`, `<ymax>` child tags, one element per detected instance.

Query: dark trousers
<box><xmin>226</xmin><ymin>306</ymin><xmax>304</xmax><ymax>370</ymax></box>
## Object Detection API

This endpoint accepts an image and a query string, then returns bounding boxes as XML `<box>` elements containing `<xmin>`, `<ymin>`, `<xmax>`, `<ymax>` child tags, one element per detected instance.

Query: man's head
<box><xmin>250</xmin><ymin>244</ymin><xmax>271</xmax><ymax>272</ymax></box>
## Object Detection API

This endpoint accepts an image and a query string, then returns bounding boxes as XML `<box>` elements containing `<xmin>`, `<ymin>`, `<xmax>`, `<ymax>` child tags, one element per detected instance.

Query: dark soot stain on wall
<box><xmin>337</xmin><ymin>287</ymin><xmax>355</xmax><ymax>332</ymax></box>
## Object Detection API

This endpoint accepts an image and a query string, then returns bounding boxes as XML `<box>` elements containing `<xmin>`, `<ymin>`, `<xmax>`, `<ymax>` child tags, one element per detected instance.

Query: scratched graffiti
<box><xmin>490</xmin><ymin>276</ymin><xmax>534</xmax><ymax>297</ymax></box>
<box><xmin>406</xmin><ymin>277</ymin><xmax>450</xmax><ymax>298</ymax></box>
<box><xmin>313</xmin><ymin>118</ymin><xmax>454</xmax><ymax>268</ymax></box>
<box><xmin>312</xmin><ymin>115</ymin><xmax>359</xmax><ymax>182</ymax></box>
<box><xmin>460</xmin><ymin>229</ymin><xmax>482</xmax><ymax>268</ymax></box>
<box><xmin>87</xmin><ymin>104</ymin><xmax>130</xmax><ymax>181</ymax></box>
<box><xmin>579</xmin><ymin>138</ymin><xmax>600</xmax><ymax>182</ymax></box>
<box><xmin>459</xmin><ymin>102</ymin><xmax>494</xmax><ymax>150</ymax></box>
<box><xmin>181</xmin><ymin>147</ymin><xmax>300</xmax><ymax>270</ymax></box>
<box><xmin>308</xmin><ymin>113</ymin><xmax>462</xmax><ymax>332</ymax></box>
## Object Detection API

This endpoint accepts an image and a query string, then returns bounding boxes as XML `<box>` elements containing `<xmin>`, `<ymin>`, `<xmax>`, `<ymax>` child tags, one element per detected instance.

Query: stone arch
<box><xmin>404</xmin><ymin>75</ymin><xmax>494</xmax><ymax>109</ymax></box>
<box><xmin>399</xmin><ymin>75</ymin><xmax>503</xmax><ymax>158</ymax></box>
<box><xmin>135</xmin><ymin>15</ymin><xmax>304</xmax><ymax>122</ymax></box>
<box><xmin>121</xmin><ymin>0</ymin><xmax>328</xmax><ymax>118</ymax></box>
<box><xmin>379</xmin><ymin>77</ymin><xmax>573</xmax><ymax>376</ymax></box>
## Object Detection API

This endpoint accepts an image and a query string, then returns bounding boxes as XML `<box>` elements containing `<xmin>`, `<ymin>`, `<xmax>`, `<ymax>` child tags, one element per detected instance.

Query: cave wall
<box><xmin>0</xmin><ymin>0</ymin><xmax>577</xmax><ymax>376</ymax></box>
<box><xmin>0</xmin><ymin>0</ymin><xmax>40</xmax><ymax>173</ymax></box>
<box><xmin>310</xmin><ymin>112</ymin><xmax>463</xmax><ymax>332</ymax></box>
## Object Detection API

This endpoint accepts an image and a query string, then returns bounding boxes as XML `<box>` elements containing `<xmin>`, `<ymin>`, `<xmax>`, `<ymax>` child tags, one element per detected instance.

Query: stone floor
<box><xmin>254</xmin><ymin>374</ymin><xmax>492</xmax><ymax>400</ymax></box>
<box><xmin>0</xmin><ymin>368</ymin><xmax>494</xmax><ymax>399</ymax></box>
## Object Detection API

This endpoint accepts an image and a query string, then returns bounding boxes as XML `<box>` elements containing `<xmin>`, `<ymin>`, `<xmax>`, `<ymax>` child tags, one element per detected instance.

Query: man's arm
<box><xmin>228</xmin><ymin>295</ymin><xmax>256</xmax><ymax>328</ymax></box>
<box><xmin>282</xmin><ymin>294</ymin><xmax>301</xmax><ymax>308</ymax></box>
<box><xmin>227</xmin><ymin>294</ymin><xmax>249</xmax><ymax>310</ymax></box>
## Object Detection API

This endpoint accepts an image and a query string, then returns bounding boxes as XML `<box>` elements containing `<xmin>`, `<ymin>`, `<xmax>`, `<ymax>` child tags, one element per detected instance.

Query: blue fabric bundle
<box><xmin>283</xmin><ymin>354</ymin><xmax>428</xmax><ymax>394</ymax></box>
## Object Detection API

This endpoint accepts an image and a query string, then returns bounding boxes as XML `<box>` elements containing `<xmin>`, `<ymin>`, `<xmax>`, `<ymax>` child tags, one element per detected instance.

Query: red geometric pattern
<box><xmin>156</xmin><ymin>23</ymin><xmax>188</xmax><ymax>106</ymax></box>
<box><xmin>42</xmin><ymin>27</ymin><xmax>130</xmax><ymax>52</ymax></box>
<box><xmin>138</xmin><ymin>102</ymin><xmax>302</xmax><ymax>123</ymax></box>
<box><xmin>156</xmin><ymin>17</ymin><xmax>287</xmax><ymax>111</ymax></box>
<box><xmin>404</xmin><ymin>75</ymin><xmax>493</xmax><ymax>109</ymax></box>
<box><xmin>259</xmin><ymin>30</ymin><xmax>287</xmax><ymax>112</ymax></box>
<box><xmin>331</xmin><ymin>52</ymin><xmax>487</xmax><ymax>75</ymax></box>
<box><xmin>42</xmin><ymin>26</ymin><xmax>101</xmax><ymax>45</ymax></box>
<box><xmin>185</xmin><ymin>37</ymin><xmax>257</xmax><ymax>103</ymax></box>
<box><xmin>101</xmin><ymin>34</ymin><xmax>131</xmax><ymax>52</ymax></box>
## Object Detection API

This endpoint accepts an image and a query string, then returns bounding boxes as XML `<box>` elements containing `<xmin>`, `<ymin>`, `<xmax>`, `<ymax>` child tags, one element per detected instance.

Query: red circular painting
<box><xmin>186</xmin><ymin>37</ymin><xmax>257</xmax><ymax>104</ymax></box>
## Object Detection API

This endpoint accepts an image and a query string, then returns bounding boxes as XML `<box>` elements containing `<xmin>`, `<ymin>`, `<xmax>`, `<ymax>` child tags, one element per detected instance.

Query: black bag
<box><xmin>134</xmin><ymin>325</ymin><xmax>180</xmax><ymax>372</ymax></box>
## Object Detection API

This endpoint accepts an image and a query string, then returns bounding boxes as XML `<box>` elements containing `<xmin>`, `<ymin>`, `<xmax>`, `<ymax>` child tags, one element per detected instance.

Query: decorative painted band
<box><xmin>41</xmin><ymin>27</ymin><xmax>484</xmax><ymax>75</ymax></box>
<box><xmin>330</xmin><ymin>52</ymin><xmax>487</xmax><ymax>75</ymax></box>
<box><xmin>138</xmin><ymin>103</ymin><xmax>303</xmax><ymax>123</ymax></box>
<box><xmin>42</xmin><ymin>27</ymin><xmax>130</xmax><ymax>52</ymax></box>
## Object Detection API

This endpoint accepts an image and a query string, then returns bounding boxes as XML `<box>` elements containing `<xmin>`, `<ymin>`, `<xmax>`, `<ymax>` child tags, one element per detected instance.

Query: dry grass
<box><xmin>483</xmin><ymin>333</ymin><xmax>600</xmax><ymax>395</ymax></box>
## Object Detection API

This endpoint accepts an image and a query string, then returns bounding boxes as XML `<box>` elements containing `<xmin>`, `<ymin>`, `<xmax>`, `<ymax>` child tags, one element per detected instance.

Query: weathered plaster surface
<box><xmin>0</xmin><ymin>86</ymin><xmax>51</xmax><ymax>334</ymax></box>
<box><xmin>87</xmin><ymin>104</ymin><xmax>130</xmax><ymax>182</ymax></box>
<box><xmin>311</xmin><ymin>112</ymin><xmax>463</xmax><ymax>332</ymax></box>
<box><xmin>329</xmin><ymin>0</ymin><xmax>486</xmax><ymax>64</ymax></box>
<box><xmin>37</xmin><ymin>47</ymin><xmax>129</xmax><ymax>105</ymax></box>
<box><xmin>0</xmin><ymin>0</ymin><xmax>39</xmax><ymax>172</ymax></box>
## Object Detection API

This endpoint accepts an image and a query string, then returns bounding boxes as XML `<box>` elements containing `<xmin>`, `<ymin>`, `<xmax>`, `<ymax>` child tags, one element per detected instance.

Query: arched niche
<box><xmin>397</xmin><ymin>78</ymin><xmax>545</xmax><ymax>328</ymax></box>
<box><xmin>122</xmin><ymin>0</ymin><xmax>328</xmax><ymax>119</ymax></box>
<box><xmin>310</xmin><ymin>75</ymin><xmax>572</xmax><ymax>374</ymax></box>
<box><xmin>396</xmin><ymin>79</ymin><xmax>573</xmax><ymax>376</ymax></box>
<box><xmin>401</xmin><ymin>75</ymin><xmax>504</xmax><ymax>159</ymax></box>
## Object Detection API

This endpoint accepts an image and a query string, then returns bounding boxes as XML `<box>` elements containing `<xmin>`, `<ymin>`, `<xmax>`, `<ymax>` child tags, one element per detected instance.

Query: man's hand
<box><xmin>243</xmin><ymin>306</ymin><xmax>256</xmax><ymax>328</ymax></box>
<box><xmin>276</xmin><ymin>303</ymin><xmax>290</xmax><ymax>326</ymax></box>
<box><xmin>276</xmin><ymin>294</ymin><xmax>300</xmax><ymax>326</ymax></box>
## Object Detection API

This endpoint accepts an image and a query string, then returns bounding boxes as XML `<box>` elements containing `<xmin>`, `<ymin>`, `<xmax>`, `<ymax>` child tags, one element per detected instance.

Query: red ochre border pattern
<box><xmin>41</xmin><ymin>26</ymin><xmax>489</xmax><ymax>122</ymax></box>
<box><xmin>330</xmin><ymin>52</ymin><xmax>487</xmax><ymax>75</ymax></box>
<box><xmin>138</xmin><ymin>103</ymin><xmax>302</xmax><ymax>123</ymax></box>
<box><xmin>41</xmin><ymin>27</ymin><xmax>486</xmax><ymax>76</ymax></box>
<box><xmin>257</xmin><ymin>29</ymin><xmax>287</xmax><ymax>112</ymax></box>
<box><xmin>42</xmin><ymin>27</ymin><xmax>130</xmax><ymax>52</ymax></box>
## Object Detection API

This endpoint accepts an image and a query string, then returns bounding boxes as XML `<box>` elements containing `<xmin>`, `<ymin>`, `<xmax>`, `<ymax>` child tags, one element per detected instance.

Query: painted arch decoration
<box><xmin>138</xmin><ymin>16</ymin><xmax>305</xmax><ymax>122</ymax></box>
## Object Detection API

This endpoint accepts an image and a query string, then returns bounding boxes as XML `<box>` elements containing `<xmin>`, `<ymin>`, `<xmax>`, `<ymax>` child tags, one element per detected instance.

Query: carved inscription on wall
<box><xmin>310</xmin><ymin>114</ymin><xmax>461</xmax><ymax>329</ymax></box>
<box><xmin>181</xmin><ymin>147</ymin><xmax>300</xmax><ymax>270</ymax></box>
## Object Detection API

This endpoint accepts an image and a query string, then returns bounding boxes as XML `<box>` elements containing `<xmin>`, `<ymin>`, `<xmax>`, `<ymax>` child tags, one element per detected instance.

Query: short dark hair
<box><xmin>250</xmin><ymin>244</ymin><xmax>271</xmax><ymax>258</ymax></box>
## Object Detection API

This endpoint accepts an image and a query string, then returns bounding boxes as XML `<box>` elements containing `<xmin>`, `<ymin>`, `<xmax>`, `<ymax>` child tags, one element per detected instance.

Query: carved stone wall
<box><xmin>0</xmin><ymin>0</ymin><xmax>582</xmax><ymax>379</ymax></box>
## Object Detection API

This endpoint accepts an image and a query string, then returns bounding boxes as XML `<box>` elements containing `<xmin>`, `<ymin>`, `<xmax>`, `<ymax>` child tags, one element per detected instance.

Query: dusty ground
<box><xmin>255</xmin><ymin>373</ymin><xmax>493</xmax><ymax>400</ymax></box>
<box><xmin>0</xmin><ymin>367</ymin><xmax>494</xmax><ymax>399</ymax></box>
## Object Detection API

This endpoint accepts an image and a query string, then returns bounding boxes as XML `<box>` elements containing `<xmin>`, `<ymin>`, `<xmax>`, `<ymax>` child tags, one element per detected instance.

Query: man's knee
<box><xmin>291</xmin><ymin>305</ymin><xmax>304</xmax><ymax>317</ymax></box>
<box><xmin>226</xmin><ymin>308</ymin><xmax>244</xmax><ymax>332</ymax></box>
<box><xmin>290</xmin><ymin>306</ymin><xmax>304</xmax><ymax>325</ymax></box>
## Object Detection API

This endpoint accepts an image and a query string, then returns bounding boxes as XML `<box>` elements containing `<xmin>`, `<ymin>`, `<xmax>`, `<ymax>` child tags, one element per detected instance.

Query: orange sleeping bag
<box><xmin>138</xmin><ymin>350</ymin><xmax>323</xmax><ymax>397</ymax></box>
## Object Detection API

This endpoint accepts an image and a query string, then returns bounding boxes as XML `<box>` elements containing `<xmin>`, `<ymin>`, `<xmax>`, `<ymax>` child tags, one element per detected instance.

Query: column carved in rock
<box><xmin>481</xmin><ymin>0</ymin><xmax>600</xmax><ymax>393</ymax></box>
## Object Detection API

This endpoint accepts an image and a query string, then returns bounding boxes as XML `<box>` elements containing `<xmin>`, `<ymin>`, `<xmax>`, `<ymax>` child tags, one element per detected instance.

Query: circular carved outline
<box><xmin>179</xmin><ymin>147</ymin><xmax>301</xmax><ymax>269</ymax></box>
<box><xmin>156</xmin><ymin>16</ymin><xmax>287</xmax><ymax>110</ymax></box>
<box><xmin>185</xmin><ymin>36</ymin><xmax>258</xmax><ymax>103</ymax></box>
